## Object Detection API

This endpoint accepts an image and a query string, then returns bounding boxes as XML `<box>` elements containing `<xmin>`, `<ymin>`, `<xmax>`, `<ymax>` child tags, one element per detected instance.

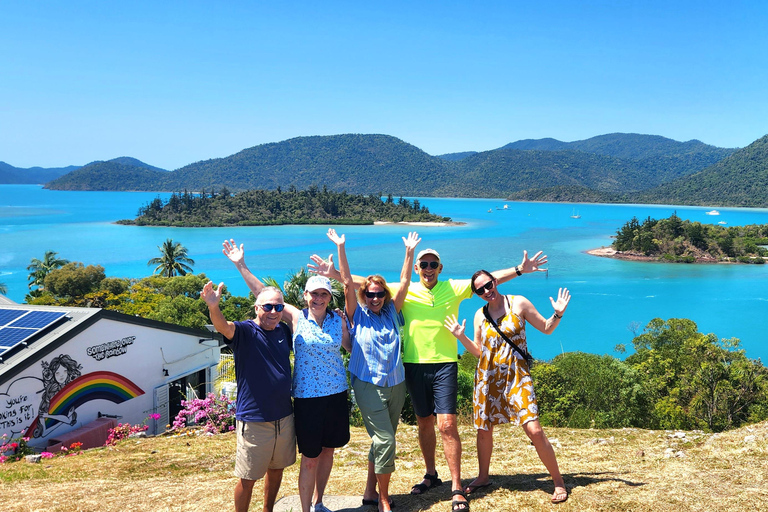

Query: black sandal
<box><xmin>451</xmin><ymin>489</ymin><xmax>469</xmax><ymax>512</ymax></box>
<box><xmin>410</xmin><ymin>471</ymin><xmax>442</xmax><ymax>495</ymax></box>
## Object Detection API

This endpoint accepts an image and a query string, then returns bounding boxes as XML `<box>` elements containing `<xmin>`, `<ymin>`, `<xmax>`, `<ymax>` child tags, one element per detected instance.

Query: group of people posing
<box><xmin>201</xmin><ymin>230</ymin><xmax>571</xmax><ymax>512</ymax></box>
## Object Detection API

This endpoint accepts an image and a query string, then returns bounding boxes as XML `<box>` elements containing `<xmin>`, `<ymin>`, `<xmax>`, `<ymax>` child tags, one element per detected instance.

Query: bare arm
<box><xmin>308</xmin><ymin>253</ymin><xmax>377</xmax><ymax>289</ymax></box>
<box><xmin>201</xmin><ymin>281</ymin><xmax>236</xmax><ymax>339</ymax></box>
<box><xmin>492</xmin><ymin>250</ymin><xmax>548</xmax><ymax>285</ymax></box>
<box><xmin>392</xmin><ymin>232</ymin><xmax>420</xmax><ymax>312</ymax></box>
<box><xmin>326</xmin><ymin>229</ymin><xmax>358</xmax><ymax>320</ymax></box>
<box><xmin>444</xmin><ymin>311</ymin><xmax>483</xmax><ymax>358</ymax></box>
<box><xmin>518</xmin><ymin>288</ymin><xmax>571</xmax><ymax>335</ymax></box>
<box><xmin>340</xmin><ymin>312</ymin><xmax>352</xmax><ymax>352</ymax></box>
<box><xmin>222</xmin><ymin>239</ymin><xmax>265</xmax><ymax>297</ymax></box>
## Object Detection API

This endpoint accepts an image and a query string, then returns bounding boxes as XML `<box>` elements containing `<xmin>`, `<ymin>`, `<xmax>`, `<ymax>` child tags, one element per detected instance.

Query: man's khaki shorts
<box><xmin>234</xmin><ymin>414</ymin><xmax>296</xmax><ymax>481</ymax></box>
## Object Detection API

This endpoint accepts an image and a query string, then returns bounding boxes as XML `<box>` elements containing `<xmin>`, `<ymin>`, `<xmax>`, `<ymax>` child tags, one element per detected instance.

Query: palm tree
<box><xmin>148</xmin><ymin>239</ymin><xmax>195</xmax><ymax>277</ymax></box>
<box><xmin>0</xmin><ymin>282</ymin><xmax>7</xmax><ymax>295</ymax></box>
<box><xmin>27</xmin><ymin>250</ymin><xmax>70</xmax><ymax>290</ymax></box>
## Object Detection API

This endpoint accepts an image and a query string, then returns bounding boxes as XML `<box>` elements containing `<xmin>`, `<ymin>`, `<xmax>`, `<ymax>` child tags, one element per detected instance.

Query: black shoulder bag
<box><xmin>482</xmin><ymin>301</ymin><xmax>534</xmax><ymax>366</ymax></box>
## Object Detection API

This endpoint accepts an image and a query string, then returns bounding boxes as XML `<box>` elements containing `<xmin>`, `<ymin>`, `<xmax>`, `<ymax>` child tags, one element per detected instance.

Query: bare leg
<box><xmin>411</xmin><ymin>414</ymin><xmax>438</xmax><ymax>492</ymax></box>
<box><xmin>437</xmin><ymin>413</ymin><xmax>467</xmax><ymax>508</ymax></box>
<box><xmin>376</xmin><ymin>472</ymin><xmax>392</xmax><ymax>512</ymax></box>
<box><xmin>299</xmin><ymin>455</ymin><xmax>319</xmax><ymax>512</ymax></box>
<box><xmin>235</xmin><ymin>478</ymin><xmax>256</xmax><ymax>512</ymax></box>
<box><xmin>522</xmin><ymin>420</ymin><xmax>567</xmax><ymax>501</ymax></box>
<box><xmin>466</xmin><ymin>426</ymin><xmax>493</xmax><ymax>492</ymax></box>
<box><xmin>363</xmin><ymin>460</ymin><xmax>379</xmax><ymax>502</ymax></box>
<box><xmin>263</xmin><ymin>468</ymin><xmax>283</xmax><ymax>512</ymax></box>
<box><xmin>313</xmin><ymin>447</ymin><xmax>335</xmax><ymax>507</ymax></box>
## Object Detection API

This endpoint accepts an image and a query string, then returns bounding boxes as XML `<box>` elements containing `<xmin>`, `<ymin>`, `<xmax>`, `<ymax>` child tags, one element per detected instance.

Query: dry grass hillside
<box><xmin>2</xmin><ymin>420</ymin><xmax>767</xmax><ymax>512</ymax></box>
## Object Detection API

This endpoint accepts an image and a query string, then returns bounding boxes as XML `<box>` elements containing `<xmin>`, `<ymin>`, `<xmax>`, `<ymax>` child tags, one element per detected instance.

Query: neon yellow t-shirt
<box><xmin>400</xmin><ymin>279</ymin><xmax>473</xmax><ymax>364</ymax></box>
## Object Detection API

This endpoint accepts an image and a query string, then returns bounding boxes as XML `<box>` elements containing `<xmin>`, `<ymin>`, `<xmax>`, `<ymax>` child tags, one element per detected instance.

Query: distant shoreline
<box><xmin>374</xmin><ymin>220</ymin><xmax>465</xmax><ymax>227</ymax></box>
<box><xmin>585</xmin><ymin>246</ymin><xmax>765</xmax><ymax>264</ymax></box>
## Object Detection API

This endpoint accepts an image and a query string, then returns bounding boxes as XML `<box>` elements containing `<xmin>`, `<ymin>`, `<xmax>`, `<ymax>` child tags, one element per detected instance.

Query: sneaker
<box><xmin>310</xmin><ymin>504</ymin><xmax>333</xmax><ymax>512</ymax></box>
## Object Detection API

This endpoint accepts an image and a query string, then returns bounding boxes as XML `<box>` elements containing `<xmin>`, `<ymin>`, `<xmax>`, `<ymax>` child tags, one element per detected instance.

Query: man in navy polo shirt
<box><xmin>202</xmin><ymin>280</ymin><xmax>295</xmax><ymax>512</ymax></box>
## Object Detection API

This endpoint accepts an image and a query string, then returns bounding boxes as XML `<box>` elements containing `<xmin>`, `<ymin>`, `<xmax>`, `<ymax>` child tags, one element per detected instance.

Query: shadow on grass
<box><xmin>290</xmin><ymin>471</ymin><xmax>646</xmax><ymax>512</ymax></box>
<box><xmin>336</xmin><ymin>471</ymin><xmax>646</xmax><ymax>512</ymax></box>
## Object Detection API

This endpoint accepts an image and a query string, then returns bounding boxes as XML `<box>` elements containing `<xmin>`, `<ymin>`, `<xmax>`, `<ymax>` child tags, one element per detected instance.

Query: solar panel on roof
<box><xmin>0</xmin><ymin>308</ymin><xmax>68</xmax><ymax>358</ymax></box>
<box><xmin>9</xmin><ymin>311</ymin><xmax>67</xmax><ymax>328</ymax></box>
<box><xmin>0</xmin><ymin>308</ymin><xmax>28</xmax><ymax>326</ymax></box>
<box><xmin>0</xmin><ymin>327</ymin><xmax>37</xmax><ymax>346</ymax></box>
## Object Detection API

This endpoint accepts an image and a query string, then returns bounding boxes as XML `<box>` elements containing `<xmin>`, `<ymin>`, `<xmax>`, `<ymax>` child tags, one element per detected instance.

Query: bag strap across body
<box><xmin>481</xmin><ymin>296</ymin><xmax>533</xmax><ymax>364</ymax></box>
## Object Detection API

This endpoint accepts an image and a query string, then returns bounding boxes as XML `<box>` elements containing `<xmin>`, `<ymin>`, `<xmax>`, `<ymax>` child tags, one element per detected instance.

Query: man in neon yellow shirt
<box><xmin>312</xmin><ymin>246</ymin><xmax>546</xmax><ymax>511</ymax></box>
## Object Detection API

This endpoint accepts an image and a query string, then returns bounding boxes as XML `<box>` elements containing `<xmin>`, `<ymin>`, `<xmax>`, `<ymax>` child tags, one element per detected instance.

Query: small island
<box><xmin>117</xmin><ymin>186</ymin><xmax>459</xmax><ymax>227</ymax></box>
<box><xmin>589</xmin><ymin>213</ymin><xmax>768</xmax><ymax>263</ymax></box>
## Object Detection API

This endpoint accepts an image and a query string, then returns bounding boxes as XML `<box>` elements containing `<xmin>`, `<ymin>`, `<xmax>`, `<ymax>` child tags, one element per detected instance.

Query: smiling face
<box><xmin>472</xmin><ymin>272</ymin><xmax>499</xmax><ymax>303</ymax></box>
<box><xmin>362</xmin><ymin>279</ymin><xmax>389</xmax><ymax>314</ymax></box>
<box><xmin>415</xmin><ymin>254</ymin><xmax>442</xmax><ymax>289</ymax></box>
<box><xmin>255</xmin><ymin>289</ymin><xmax>284</xmax><ymax>331</ymax></box>
<box><xmin>304</xmin><ymin>289</ymin><xmax>332</xmax><ymax>312</ymax></box>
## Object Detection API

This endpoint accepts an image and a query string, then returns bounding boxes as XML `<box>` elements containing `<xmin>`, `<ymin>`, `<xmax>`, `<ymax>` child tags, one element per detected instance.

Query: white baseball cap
<box><xmin>416</xmin><ymin>248</ymin><xmax>440</xmax><ymax>261</ymax></box>
<box><xmin>305</xmin><ymin>275</ymin><xmax>333</xmax><ymax>293</ymax></box>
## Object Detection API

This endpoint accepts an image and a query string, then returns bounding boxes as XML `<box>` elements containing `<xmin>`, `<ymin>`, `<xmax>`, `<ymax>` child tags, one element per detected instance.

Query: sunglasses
<box><xmin>365</xmin><ymin>291</ymin><xmax>387</xmax><ymax>299</ymax></box>
<box><xmin>474</xmin><ymin>281</ymin><xmax>495</xmax><ymax>295</ymax></box>
<box><xmin>258</xmin><ymin>303</ymin><xmax>285</xmax><ymax>312</ymax></box>
<box><xmin>419</xmin><ymin>261</ymin><xmax>440</xmax><ymax>270</ymax></box>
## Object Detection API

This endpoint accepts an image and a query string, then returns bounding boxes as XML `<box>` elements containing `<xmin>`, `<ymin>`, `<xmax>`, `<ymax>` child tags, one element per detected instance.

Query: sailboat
<box><xmin>570</xmin><ymin>208</ymin><xmax>581</xmax><ymax>219</ymax></box>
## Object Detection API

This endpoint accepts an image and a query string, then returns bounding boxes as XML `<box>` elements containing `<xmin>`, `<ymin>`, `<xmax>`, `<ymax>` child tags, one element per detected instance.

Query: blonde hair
<box><xmin>357</xmin><ymin>275</ymin><xmax>392</xmax><ymax>305</ymax></box>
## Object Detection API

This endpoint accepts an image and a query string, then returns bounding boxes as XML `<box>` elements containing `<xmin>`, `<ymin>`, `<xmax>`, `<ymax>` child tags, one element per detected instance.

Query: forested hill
<box><xmin>47</xmin><ymin>160</ymin><xmax>169</xmax><ymax>191</ymax></box>
<box><xmin>502</xmin><ymin>133</ymin><xmax>736</xmax><ymax>184</ymax></box>
<box><xmin>118</xmin><ymin>187</ymin><xmax>451</xmax><ymax>226</ymax></box>
<box><xmin>0</xmin><ymin>161</ymin><xmax>80</xmax><ymax>184</ymax></box>
<box><xmin>637</xmin><ymin>135</ymin><xmax>768</xmax><ymax>207</ymax></box>
<box><xmin>41</xmin><ymin>132</ymin><xmax>759</xmax><ymax>204</ymax></box>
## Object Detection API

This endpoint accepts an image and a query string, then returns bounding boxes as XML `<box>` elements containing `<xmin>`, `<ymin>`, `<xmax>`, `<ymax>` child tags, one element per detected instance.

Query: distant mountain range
<box><xmin>0</xmin><ymin>157</ymin><xmax>165</xmax><ymax>186</ymax></box>
<box><xmin>8</xmin><ymin>132</ymin><xmax>768</xmax><ymax>206</ymax></box>
<box><xmin>0</xmin><ymin>161</ymin><xmax>80</xmax><ymax>184</ymax></box>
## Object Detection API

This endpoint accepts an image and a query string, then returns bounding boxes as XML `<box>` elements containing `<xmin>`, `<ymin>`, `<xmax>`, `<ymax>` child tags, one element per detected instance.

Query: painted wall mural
<box><xmin>0</xmin><ymin>353</ymin><xmax>145</xmax><ymax>440</ymax></box>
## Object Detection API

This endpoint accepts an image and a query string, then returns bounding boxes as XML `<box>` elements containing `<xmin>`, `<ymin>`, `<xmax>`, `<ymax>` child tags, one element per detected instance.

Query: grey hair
<box><xmin>255</xmin><ymin>286</ymin><xmax>284</xmax><ymax>303</ymax></box>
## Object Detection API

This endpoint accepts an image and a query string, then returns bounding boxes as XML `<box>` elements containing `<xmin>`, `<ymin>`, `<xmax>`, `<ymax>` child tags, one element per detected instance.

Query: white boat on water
<box><xmin>718</xmin><ymin>221</ymin><xmax>727</xmax><ymax>225</ymax></box>
<box><xmin>570</xmin><ymin>208</ymin><xmax>581</xmax><ymax>219</ymax></box>
<box><xmin>705</xmin><ymin>210</ymin><xmax>720</xmax><ymax>215</ymax></box>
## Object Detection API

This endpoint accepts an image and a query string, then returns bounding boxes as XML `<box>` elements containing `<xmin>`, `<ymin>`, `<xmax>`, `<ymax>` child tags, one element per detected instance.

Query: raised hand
<box><xmin>201</xmin><ymin>281</ymin><xmax>224</xmax><ymax>307</ymax></box>
<box><xmin>327</xmin><ymin>228</ymin><xmax>345</xmax><ymax>246</ymax></box>
<box><xmin>403</xmin><ymin>231</ymin><xmax>421</xmax><ymax>251</ymax></box>
<box><xmin>549</xmin><ymin>287</ymin><xmax>571</xmax><ymax>316</ymax></box>
<box><xmin>307</xmin><ymin>253</ymin><xmax>337</xmax><ymax>277</ymax></box>
<box><xmin>222</xmin><ymin>239</ymin><xmax>245</xmax><ymax>265</ymax></box>
<box><xmin>520</xmin><ymin>250</ymin><xmax>548</xmax><ymax>273</ymax></box>
<box><xmin>444</xmin><ymin>314</ymin><xmax>466</xmax><ymax>338</ymax></box>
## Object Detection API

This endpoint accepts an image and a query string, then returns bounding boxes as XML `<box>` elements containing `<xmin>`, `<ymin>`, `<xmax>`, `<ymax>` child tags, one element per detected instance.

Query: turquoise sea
<box><xmin>2</xmin><ymin>185</ymin><xmax>767</xmax><ymax>362</ymax></box>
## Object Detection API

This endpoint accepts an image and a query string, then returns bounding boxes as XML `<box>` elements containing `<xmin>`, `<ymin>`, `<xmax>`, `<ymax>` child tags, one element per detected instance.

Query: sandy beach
<box><xmin>373</xmin><ymin>220</ymin><xmax>466</xmax><ymax>226</ymax></box>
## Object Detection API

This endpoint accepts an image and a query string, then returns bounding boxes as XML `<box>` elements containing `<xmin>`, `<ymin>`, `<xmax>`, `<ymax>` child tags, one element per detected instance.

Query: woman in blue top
<box><xmin>221</xmin><ymin>237</ymin><xmax>351</xmax><ymax>512</ymax></box>
<box><xmin>287</xmin><ymin>274</ymin><xmax>352</xmax><ymax>512</ymax></box>
<box><xmin>327</xmin><ymin>228</ymin><xmax>420</xmax><ymax>512</ymax></box>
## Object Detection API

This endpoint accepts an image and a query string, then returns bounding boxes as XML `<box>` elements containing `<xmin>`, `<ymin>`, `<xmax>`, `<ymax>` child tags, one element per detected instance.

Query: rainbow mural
<box><xmin>25</xmin><ymin>371</ymin><xmax>145</xmax><ymax>436</ymax></box>
<box><xmin>48</xmin><ymin>371</ymin><xmax>145</xmax><ymax>416</ymax></box>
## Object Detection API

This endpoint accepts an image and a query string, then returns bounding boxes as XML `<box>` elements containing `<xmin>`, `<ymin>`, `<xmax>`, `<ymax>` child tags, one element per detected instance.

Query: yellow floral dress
<box><xmin>474</xmin><ymin>296</ymin><xmax>539</xmax><ymax>430</ymax></box>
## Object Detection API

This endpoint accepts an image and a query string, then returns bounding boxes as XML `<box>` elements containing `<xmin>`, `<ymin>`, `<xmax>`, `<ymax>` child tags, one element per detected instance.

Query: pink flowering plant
<box><xmin>0</xmin><ymin>434</ymin><xmax>35</xmax><ymax>463</ymax></box>
<box><xmin>171</xmin><ymin>393</ymin><xmax>235</xmax><ymax>434</ymax></box>
<box><xmin>105</xmin><ymin>413</ymin><xmax>161</xmax><ymax>446</ymax></box>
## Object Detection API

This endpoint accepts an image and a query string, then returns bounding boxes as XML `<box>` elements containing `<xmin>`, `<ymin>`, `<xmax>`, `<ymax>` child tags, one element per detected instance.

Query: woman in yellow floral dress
<box><xmin>445</xmin><ymin>269</ymin><xmax>570</xmax><ymax>504</ymax></box>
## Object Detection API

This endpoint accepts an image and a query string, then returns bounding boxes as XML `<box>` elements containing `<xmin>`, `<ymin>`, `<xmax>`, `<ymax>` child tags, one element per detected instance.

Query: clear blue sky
<box><xmin>2</xmin><ymin>1</ymin><xmax>767</xmax><ymax>170</ymax></box>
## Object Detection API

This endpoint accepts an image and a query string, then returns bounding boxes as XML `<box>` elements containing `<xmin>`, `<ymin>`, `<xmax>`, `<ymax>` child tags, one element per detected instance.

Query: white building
<box><xmin>0</xmin><ymin>303</ymin><xmax>222</xmax><ymax>449</ymax></box>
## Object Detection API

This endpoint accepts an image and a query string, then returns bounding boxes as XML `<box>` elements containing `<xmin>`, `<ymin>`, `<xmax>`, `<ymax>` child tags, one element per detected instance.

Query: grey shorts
<box><xmin>234</xmin><ymin>414</ymin><xmax>296</xmax><ymax>481</ymax></box>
